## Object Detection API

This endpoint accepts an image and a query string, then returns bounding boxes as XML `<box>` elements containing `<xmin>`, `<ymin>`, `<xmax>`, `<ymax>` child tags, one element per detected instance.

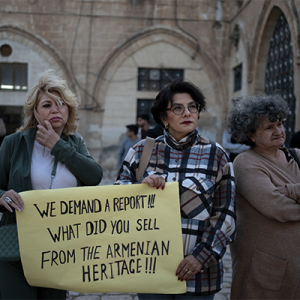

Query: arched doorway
<box><xmin>265</xmin><ymin>13</ymin><xmax>295</xmax><ymax>145</ymax></box>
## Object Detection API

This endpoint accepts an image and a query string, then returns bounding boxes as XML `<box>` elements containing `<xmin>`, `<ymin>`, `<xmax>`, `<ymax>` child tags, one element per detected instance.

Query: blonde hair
<box><xmin>18</xmin><ymin>69</ymin><xmax>78</xmax><ymax>135</ymax></box>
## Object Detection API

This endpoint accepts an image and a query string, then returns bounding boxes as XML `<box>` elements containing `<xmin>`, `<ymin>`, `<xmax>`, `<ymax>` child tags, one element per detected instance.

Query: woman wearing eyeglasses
<box><xmin>116</xmin><ymin>78</ymin><xmax>236</xmax><ymax>300</ymax></box>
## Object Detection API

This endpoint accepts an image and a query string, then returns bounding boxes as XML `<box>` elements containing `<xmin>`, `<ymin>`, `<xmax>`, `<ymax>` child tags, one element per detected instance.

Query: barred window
<box><xmin>0</xmin><ymin>63</ymin><xmax>28</xmax><ymax>91</ymax></box>
<box><xmin>138</xmin><ymin>68</ymin><xmax>184</xmax><ymax>91</ymax></box>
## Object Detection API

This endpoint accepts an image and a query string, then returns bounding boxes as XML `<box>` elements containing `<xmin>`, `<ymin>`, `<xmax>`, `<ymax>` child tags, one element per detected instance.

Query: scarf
<box><xmin>164</xmin><ymin>128</ymin><xmax>199</xmax><ymax>151</ymax></box>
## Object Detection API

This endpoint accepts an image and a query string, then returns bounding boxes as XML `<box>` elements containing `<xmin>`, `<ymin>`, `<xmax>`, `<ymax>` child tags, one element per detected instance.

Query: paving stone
<box><xmin>222</xmin><ymin>282</ymin><xmax>232</xmax><ymax>288</ymax></box>
<box><xmin>69</xmin><ymin>291</ymin><xmax>82</xmax><ymax>296</ymax></box>
<box><xmin>214</xmin><ymin>293</ymin><xmax>228</xmax><ymax>300</ymax></box>
<box><xmin>73</xmin><ymin>296</ymin><xmax>100</xmax><ymax>300</ymax></box>
<box><xmin>102</xmin><ymin>295</ymin><xmax>133</xmax><ymax>300</ymax></box>
<box><xmin>219</xmin><ymin>287</ymin><xmax>231</xmax><ymax>295</ymax></box>
<box><xmin>106</xmin><ymin>293</ymin><xmax>126</xmax><ymax>295</ymax></box>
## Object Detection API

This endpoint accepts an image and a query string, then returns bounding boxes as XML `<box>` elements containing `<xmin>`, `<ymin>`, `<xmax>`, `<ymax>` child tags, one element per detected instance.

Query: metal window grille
<box><xmin>265</xmin><ymin>13</ymin><xmax>295</xmax><ymax>145</ymax></box>
<box><xmin>138</xmin><ymin>68</ymin><xmax>184</xmax><ymax>91</ymax></box>
<box><xmin>137</xmin><ymin>68</ymin><xmax>184</xmax><ymax>125</ymax></box>
<box><xmin>0</xmin><ymin>63</ymin><xmax>28</xmax><ymax>91</ymax></box>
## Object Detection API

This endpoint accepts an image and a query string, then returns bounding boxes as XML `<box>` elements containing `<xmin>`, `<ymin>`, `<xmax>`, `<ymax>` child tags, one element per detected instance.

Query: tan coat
<box><xmin>231</xmin><ymin>148</ymin><xmax>300</xmax><ymax>299</ymax></box>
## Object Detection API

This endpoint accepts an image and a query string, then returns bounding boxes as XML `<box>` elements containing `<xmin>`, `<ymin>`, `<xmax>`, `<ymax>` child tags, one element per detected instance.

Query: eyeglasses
<box><xmin>166</xmin><ymin>102</ymin><xmax>200</xmax><ymax>115</ymax></box>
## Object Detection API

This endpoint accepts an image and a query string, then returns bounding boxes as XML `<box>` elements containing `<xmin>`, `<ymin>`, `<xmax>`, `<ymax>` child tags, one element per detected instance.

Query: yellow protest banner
<box><xmin>17</xmin><ymin>182</ymin><xmax>186</xmax><ymax>294</ymax></box>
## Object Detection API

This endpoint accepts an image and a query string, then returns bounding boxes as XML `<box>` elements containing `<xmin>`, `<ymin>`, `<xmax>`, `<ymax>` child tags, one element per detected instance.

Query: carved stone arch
<box><xmin>0</xmin><ymin>25</ymin><xmax>77</xmax><ymax>94</ymax></box>
<box><xmin>249</xmin><ymin>1</ymin><xmax>299</xmax><ymax>87</ymax></box>
<box><xmin>93</xmin><ymin>25</ymin><xmax>227</xmax><ymax>113</ymax></box>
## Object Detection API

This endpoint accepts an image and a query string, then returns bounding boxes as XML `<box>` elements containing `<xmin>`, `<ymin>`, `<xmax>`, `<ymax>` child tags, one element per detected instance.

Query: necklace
<box><xmin>49</xmin><ymin>159</ymin><xmax>58</xmax><ymax>189</ymax></box>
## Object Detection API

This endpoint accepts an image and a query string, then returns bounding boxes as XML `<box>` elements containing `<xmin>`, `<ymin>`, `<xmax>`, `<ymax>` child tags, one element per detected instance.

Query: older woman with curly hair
<box><xmin>227</xmin><ymin>93</ymin><xmax>300</xmax><ymax>299</ymax></box>
<box><xmin>0</xmin><ymin>70</ymin><xmax>103</xmax><ymax>300</ymax></box>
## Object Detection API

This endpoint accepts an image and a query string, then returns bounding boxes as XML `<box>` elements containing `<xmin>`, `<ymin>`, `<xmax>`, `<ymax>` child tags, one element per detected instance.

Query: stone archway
<box><xmin>249</xmin><ymin>1</ymin><xmax>300</xmax><ymax>91</ymax></box>
<box><xmin>249</xmin><ymin>1</ymin><xmax>300</xmax><ymax>132</ymax></box>
<box><xmin>250</xmin><ymin>1</ymin><xmax>300</xmax><ymax>133</ymax></box>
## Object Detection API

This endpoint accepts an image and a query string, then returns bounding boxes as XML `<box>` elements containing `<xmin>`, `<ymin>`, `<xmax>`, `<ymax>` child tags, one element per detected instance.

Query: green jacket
<box><xmin>0</xmin><ymin>128</ymin><xmax>103</xmax><ymax>225</ymax></box>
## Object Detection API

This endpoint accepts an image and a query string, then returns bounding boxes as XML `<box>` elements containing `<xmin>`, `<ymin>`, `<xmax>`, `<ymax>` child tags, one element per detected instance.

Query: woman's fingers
<box><xmin>176</xmin><ymin>255</ymin><xmax>203</xmax><ymax>281</ymax></box>
<box><xmin>142</xmin><ymin>175</ymin><xmax>165</xmax><ymax>189</ymax></box>
<box><xmin>151</xmin><ymin>176</ymin><xmax>161</xmax><ymax>188</ymax></box>
<box><xmin>36</xmin><ymin>121</ymin><xmax>60</xmax><ymax>149</ymax></box>
<box><xmin>155</xmin><ymin>176</ymin><xmax>165</xmax><ymax>189</ymax></box>
<box><xmin>36</xmin><ymin>124</ymin><xmax>48</xmax><ymax>141</ymax></box>
<box><xmin>11</xmin><ymin>190</ymin><xmax>24</xmax><ymax>211</ymax></box>
<box><xmin>0</xmin><ymin>189</ymin><xmax>24</xmax><ymax>212</ymax></box>
<box><xmin>0</xmin><ymin>197</ymin><xmax>13</xmax><ymax>213</ymax></box>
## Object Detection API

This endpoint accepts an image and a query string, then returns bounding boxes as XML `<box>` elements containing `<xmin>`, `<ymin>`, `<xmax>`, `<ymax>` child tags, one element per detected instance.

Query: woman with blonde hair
<box><xmin>0</xmin><ymin>70</ymin><xmax>103</xmax><ymax>299</ymax></box>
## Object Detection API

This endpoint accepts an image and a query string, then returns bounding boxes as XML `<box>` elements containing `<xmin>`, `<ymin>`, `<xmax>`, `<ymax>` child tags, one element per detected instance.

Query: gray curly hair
<box><xmin>226</xmin><ymin>93</ymin><xmax>289</xmax><ymax>147</ymax></box>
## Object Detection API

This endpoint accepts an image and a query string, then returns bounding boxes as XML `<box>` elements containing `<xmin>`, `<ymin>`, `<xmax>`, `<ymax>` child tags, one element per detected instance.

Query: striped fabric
<box><xmin>115</xmin><ymin>129</ymin><xmax>236</xmax><ymax>295</ymax></box>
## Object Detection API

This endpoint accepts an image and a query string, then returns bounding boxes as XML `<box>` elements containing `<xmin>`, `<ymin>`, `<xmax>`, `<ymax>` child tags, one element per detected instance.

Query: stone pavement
<box><xmin>67</xmin><ymin>170</ymin><xmax>233</xmax><ymax>300</ymax></box>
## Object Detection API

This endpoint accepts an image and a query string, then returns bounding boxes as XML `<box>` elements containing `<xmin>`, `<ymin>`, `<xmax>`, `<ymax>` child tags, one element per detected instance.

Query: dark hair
<box><xmin>126</xmin><ymin>124</ymin><xmax>139</xmax><ymax>135</ymax></box>
<box><xmin>151</xmin><ymin>78</ymin><xmax>206</xmax><ymax>127</ymax></box>
<box><xmin>137</xmin><ymin>113</ymin><xmax>150</xmax><ymax>122</ymax></box>
<box><xmin>226</xmin><ymin>92</ymin><xmax>289</xmax><ymax>147</ymax></box>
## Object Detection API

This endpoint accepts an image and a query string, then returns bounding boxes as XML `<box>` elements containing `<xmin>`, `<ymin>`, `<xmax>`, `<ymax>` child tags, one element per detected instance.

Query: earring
<box><xmin>164</xmin><ymin>123</ymin><xmax>168</xmax><ymax>130</ymax></box>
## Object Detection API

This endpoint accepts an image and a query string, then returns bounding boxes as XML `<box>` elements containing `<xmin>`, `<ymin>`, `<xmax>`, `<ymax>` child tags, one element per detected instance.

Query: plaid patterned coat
<box><xmin>115</xmin><ymin>129</ymin><xmax>236</xmax><ymax>295</ymax></box>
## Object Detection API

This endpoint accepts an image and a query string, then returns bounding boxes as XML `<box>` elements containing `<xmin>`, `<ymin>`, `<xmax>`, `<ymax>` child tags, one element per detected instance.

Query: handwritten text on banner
<box><xmin>17</xmin><ymin>182</ymin><xmax>186</xmax><ymax>294</ymax></box>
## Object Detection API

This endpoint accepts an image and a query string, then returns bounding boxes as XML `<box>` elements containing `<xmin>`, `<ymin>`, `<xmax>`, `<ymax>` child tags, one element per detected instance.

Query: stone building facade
<box><xmin>0</xmin><ymin>0</ymin><xmax>300</xmax><ymax>170</ymax></box>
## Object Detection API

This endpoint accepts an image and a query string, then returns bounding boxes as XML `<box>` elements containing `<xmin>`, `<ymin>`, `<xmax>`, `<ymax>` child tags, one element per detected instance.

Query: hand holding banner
<box><xmin>17</xmin><ymin>182</ymin><xmax>186</xmax><ymax>294</ymax></box>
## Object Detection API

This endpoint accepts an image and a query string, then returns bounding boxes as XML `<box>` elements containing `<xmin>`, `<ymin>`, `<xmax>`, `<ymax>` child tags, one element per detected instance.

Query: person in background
<box><xmin>117</xmin><ymin>124</ymin><xmax>140</xmax><ymax>169</ymax></box>
<box><xmin>289</xmin><ymin>130</ymin><xmax>300</xmax><ymax>148</ymax></box>
<box><xmin>222</xmin><ymin>129</ymin><xmax>249</xmax><ymax>162</ymax></box>
<box><xmin>226</xmin><ymin>93</ymin><xmax>300</xmax><ymax>299</ymax></box>
<box><xmin>116</xmin><ymin>78</ymin><xmax>236</xmax><ymax>300</ymax></box>
<box><xmin>146</xmin><ymin>124</ymin><xmax>164</xmax><ymax>139</ymax></box>
<box><xmin>137</xmin><ymin>113</ymin><xmax>151</xmax><ymax>139</ymax></box>
<box><xmin>0</xmin><ymin>69</ymin><xmax>103</xmax><ymax>300</ymax></box>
